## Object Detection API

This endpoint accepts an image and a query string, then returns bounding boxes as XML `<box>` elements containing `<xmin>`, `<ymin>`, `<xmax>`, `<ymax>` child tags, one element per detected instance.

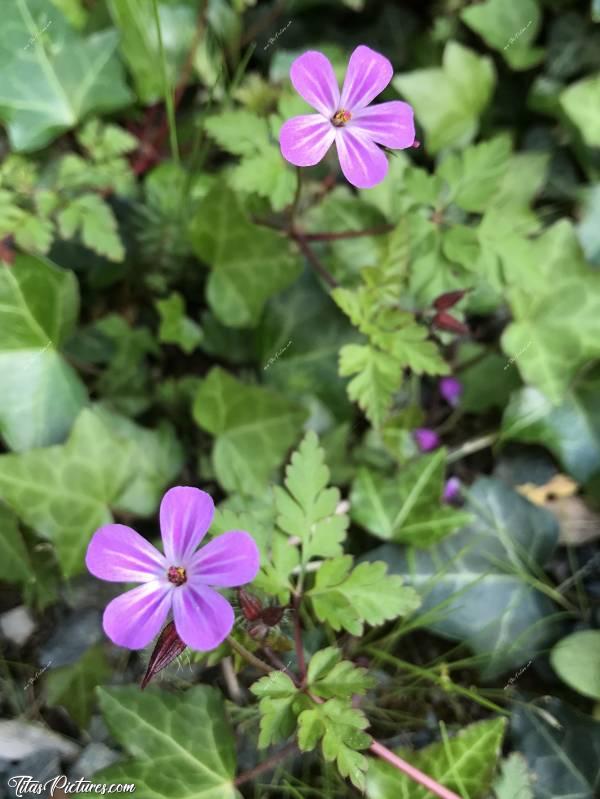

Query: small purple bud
<box><xmin>443</xmin><ymin>477</ymin><xmax>461</xmax><ymax>504</ymax></box>
<box><xmin>439</xmin><ymin>377</ymin><xmax>462</xmax><ymax>407</ymax></box>
<box><xmin>414</xmin><ymin>427</ymin><xmax>440</xmax><ymax>452</ymax></box>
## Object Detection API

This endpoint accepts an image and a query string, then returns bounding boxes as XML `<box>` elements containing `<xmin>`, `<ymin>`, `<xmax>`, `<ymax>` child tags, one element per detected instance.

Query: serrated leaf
<box><xmin>437</xmin><ymin>136</ymin><xmax>512</xmax><ymax>213</ymax></box>
<box><xmin>77</xmin><ymin>119</ymin><xmax>137</xmax><ymax>160</ymax></box>
<box><xmin>0</xmin><ymin>1</ymin><xmax>132</xmax><ymax>152</ymax></box>
<box><xmin>308</xmin><ymin>556</ymin><xmax>421</xmax><ymax>636</ymax></box>
<box><xmin>0</xmin><ymin>256</ymin><xmax>87</xmax><ymax>451</ymax></box>
<box><xmin>275</xmin><ymin>431</ymin><xmax>348</xmax><ymax>563</ymax></box>
<box><xmin>250</xmin><ymin>671</ymin><xmax>299</xmax><ymax>748</ymax></box>
<box><xmin>0</xmin><ymin>409</ymin><xmax>139</xmax><ymax>577</ymax></box>
<box><xmin>351</xmin><ymin>452</ymin><xmax>472</xmax><ymax>546</ymax></box>
<box><xmin>156</xmin><ymin>291</ymin><xmax>203</xmax><ymax>354</ymax></box>
<box><xmin>493</xmin><ymin>753</ymin><xmax>534</xmax><ymax>799</ymax></box>
<box><xmin>57</xmin><ymin>193</ymin><xmax>124</xmax><ymax>261</ymax></box>
<box><xmin>188</xmin><ymin>185</ymin><xmax>302</xmax><ymax>327</ymax></box>
<box><xmin>204</xmin><ymin>110</ymin><xmax>271</xmax><ymax>156</ymax></box>
<box><xmin>366</xmin><ymin>718</ymin><xmax>506</xmax><ymax>799</ymax></box>
<box><xmin>339</xmin><ymin>343</ymin><xmax>399</xmax><ymax>429</ymax></box>
<box><xmin>393</xmin><ymin>42</ymin><xmax>495</xmax><ymax>154</ymax></box>
<box><xmin>46</xmin><ymin>645</ymin><xmax>110</xmax><ymax>728</ymax></box>
<box><xmin>307</xmin><ymin>646</ymin><xmax>375</xmax><ymax>700</ymax></box>
<box><xmin>193</xmin><ymin>367</ymin><xmax>306</xmax><ymax>495</ymax></box>
<box><xmin>95</xmin><ymin>685</ymin><xmax>237</xmax><ymax>798</ymax></box>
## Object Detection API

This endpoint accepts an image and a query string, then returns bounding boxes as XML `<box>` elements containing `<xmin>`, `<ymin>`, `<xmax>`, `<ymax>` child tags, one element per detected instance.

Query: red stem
<box><xmin>369</xmin><ymin>741</ymin><xmax>462</xmax><ymax>799</ymax></box>
<box><xmin>289</xmin><ymin>229</ymin><xmax>338</xmax><ymax>288</ymax></box>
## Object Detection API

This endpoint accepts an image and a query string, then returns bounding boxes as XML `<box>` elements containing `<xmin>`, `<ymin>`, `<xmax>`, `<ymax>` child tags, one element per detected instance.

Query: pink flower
<box><xmin>280</xmin><ymin>45</ymin><xmax>415</xmax><ymax>189</ymax></box>
<box><xmin>86</xmin><ymin>487</ymin><xmax>260</xmax><ymax>651</ymax></box>
<box><xmin>413</xmin><ymin>427</ymin><xmax>440</xmax><ymax>453</ymax></box>
<box><xmin>439</xmin><ymin>377</ymin><xmax>463</xmax><ymax>407</ymax></box>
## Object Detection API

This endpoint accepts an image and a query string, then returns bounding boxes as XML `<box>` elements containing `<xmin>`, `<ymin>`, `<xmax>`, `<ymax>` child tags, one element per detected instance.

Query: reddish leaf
<box><xmin>432</xmin><ymin>312</ymin><xmax>469</xmax><ymax>335</ymax></box>
<box><xmin>433</xmin><ymin>289</ymin><xmax>468</xmax><ymax>311</ymax></box>
<box><xmin>238</xmin><ymin>588</ymin><xmax>263</xmax><ymax>621</ymax></box>
<box><xmin>140</xmin><ymin>621</ymin><xmax>186</xmax><ymax>690</ymax></box>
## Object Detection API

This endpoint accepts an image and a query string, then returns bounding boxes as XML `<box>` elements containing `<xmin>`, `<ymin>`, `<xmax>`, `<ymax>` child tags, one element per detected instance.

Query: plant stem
<box><xmin>447</xmin><ymin>432</ymin><xmax>498</xmax><ymax>463</ymax></box>
<box><xmin>369</xmin><ymin>741</ymin><xmax>462</xmax><ymax>799</ymax></box>
<box><xmin>302</xmin><ymin>225</ymin><xmax>394</xmax><ymax>241</ymax></box>
<box><xmin>290</xmin><ymin>229</ymin><xmax>339</xmax><ymax>288</ymax></box>
<box><xmin>227</xmin><ymin>636</ymin><xmax>273</xmax><ymax>675</ymax></box>
<box><xmin>290</xmin><ymin>167</ymin><xmax>302</xmax><ymax>227</ymax></box>
<box><xmin>292</xmin><ymin>594</ymin><xmax>307</xmax><ymax>684</ymax></box>
<box><xmin>151</xmin><ymin>0</ymin><xmax>180</xmax><ymax>164</ymax></box>
<box><xmin>234</xmin><ymin>741</ymin><xmax>297</xmax><ymax>787</ymax></box>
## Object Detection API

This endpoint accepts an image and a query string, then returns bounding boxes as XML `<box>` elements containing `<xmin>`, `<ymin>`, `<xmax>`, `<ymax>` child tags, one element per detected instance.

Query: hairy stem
<box><xmin>290</xmin><ymin>228</ymin><xmax>339</xmax><ymax>288</ymax></box>
<box><xmin>369</xmin><ymin>740</ymin><xmax>462</xmax><ymax>799</ymax></box>
<box><xmin>227</xmin><ymin>636</ymin><xmax>273</xmax><ymax>675</ymax></box>
<box><xmin>234</xmin><ymin>742</ymin><xmax>297</xmax><ymax>787</ymax></box>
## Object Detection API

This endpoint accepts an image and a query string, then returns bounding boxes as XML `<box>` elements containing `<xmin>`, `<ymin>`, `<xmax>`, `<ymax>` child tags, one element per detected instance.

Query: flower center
<box><xmin>167</xmin><ymin>566</ymin><xmax>187</xmax><ymax>586</ymax></box>
<box><xmin>331</xmin><ymin>109</ymin><xmax>352</xmax><ymax>127</ymax></box>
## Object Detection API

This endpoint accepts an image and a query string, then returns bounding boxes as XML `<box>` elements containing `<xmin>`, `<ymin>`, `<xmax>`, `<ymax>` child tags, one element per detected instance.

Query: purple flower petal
<box><xmin>160</xmin><ymin>486</ymin><xmax>214</xmax><ymax>564</ymax></box>
<box><xmin>443</xmin><ymin>477</ymin><xmax>462</xmax><ymax>504</ymax></box>
<box><xmin>102</xmin><ymin>581</ymin><xmax>172</xmax><ymax>649</ymax></box>
<box><xmin>280</xmin><ymin>114</ymin><xmax>335</xmax><ymax>167</ymax></box>
<box><xmin>335</xmin><ymin>128</ymin><xmax>388</xmax><ymax>189</ymax></box>
<box><xmin>351</xmin><ymin>101</ymin><xmax>415</xmax><ymax>149</ymax></box>
<box><xmin>340</xmin><ymin>45</ymin><xmax>393</xmax><ymax>113</ymax></box>
<box><xmin>86</xmin><ymin>524</ymin><xmax>166</xmax><ymax>583</ymax></box>
<box><xmin>290</xmin><ymin>51</ymin><xmax>340</xmax><ymax>116</ymax></box>
<box><xmin>439</xmin><ymin>377</ymin><xmax>463</xmax><ymax>407</ymax></box>
<box><xmin>172</xmin><ymin>582</ymin><xmax>234</xmax><ymax>650</ymax></box>
<box><xmin>190</xmin><ymin>531</ymin><xmax>260</xmax><ymax>587</ymax></box>
<box><xmin>414</xmin><ymin>428</ymin><xmax>440</xmax><ymax>452</ymax></box>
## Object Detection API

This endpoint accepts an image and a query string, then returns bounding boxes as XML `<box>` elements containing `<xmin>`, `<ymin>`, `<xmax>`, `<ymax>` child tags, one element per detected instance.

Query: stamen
<box><xmin>331</xmin><ymin>109</ymin><xmax>352</xmax><ymax>127</ymax></box>
<box><xmin>167</xmin><ymin>566</ymin><xmax>187</xmax><ymax>586</ymax></box>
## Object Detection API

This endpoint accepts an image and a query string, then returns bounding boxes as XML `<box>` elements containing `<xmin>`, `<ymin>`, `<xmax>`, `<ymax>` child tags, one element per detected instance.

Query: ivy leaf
<box><xmin>308</xmin><ymin>556</ymin><xmax>421</xmax><ymax>636</ymax></box>
<box><xmin>366</xmin><ymin>718</ymin><xmax>506</xmax><ymax>799</ymax></box>
<box><xmin>0</xmin><ymin>409</ymin><xmax>138</xmax><ymax>577</ymax></box>
<box><xmin>193</xmin><ymin>367</ymin><xmax>307</xmax><ymax>495</ymax></box>
<box><xmin>0</xmin><ymin>255</ymin><xmax>87</xmax><ymax>452</ymax></box>
<box><xmin>297</xmin><ymin>699</ymin><xmax>371</xmax><ymax>791</ymax></box>
<box><xmin>275</xmin><ymin>431</ymin><xmax>348</xmax><ymax>564</ymax></box>
<box><xmin>0</xmin><ymin>0</ymin><xmax>133</xmax><ymax>152</ymax></box>
<box><xmin>437</xmin><ymin>136</ymin><xmax>512</xmax><ymax>213</ymax></box>
<box><xmin>188</xmin><ymin>185</ymin><xmax>302</xmax><ymax>327</ymax></box>
<box><xmin>351</xmin><ymin>452</ymin><xmax>472</xmax><ymax>545</ymax></box>
<box><xmin>461</xmin><ymin>0</ymin><xmax>544</xmax><ymax>71</ymax></box>
<box><xmin>0</xmin><ymin>504</ymin><xmax>31</xmax><ymax>584</ymax></box>
<box><xmin>156</xmin><ymin>292</ymin><xmax>203</xmax><ymax>354</ymax></box>
<box><xmin>393</xmin><ymin>42</ymin><xmax>495</xmax><ymax>154</ymax></box>
<box><xmin>369</xmin><ymin>478</ymin><xmax>560</xmax><ymax>678</ymax></box>
<box><xmin>550</xmin><ymin>630</ymin><xmax>600</xmax><ymax>700</ymax></box>
<box><xmin>95</xmin><ymin>685</ymin><xmax>237</xmax><ymax>798</ymax></box>
<box><xmin>307</xmin><ymin>647</ymin><xmax>375</xmax><ymax>700</ymax></box>
<box><xmin>560</xmin><ymin>73</ymin><xmax>600</xmax><ymax>148</ymax></box>
<box><xmin>57</xmin><ymin>194</ymin><xmax>124</xmax><ymax>262</ymax></box>
<box><xmin>250</xmin><ymin>671</ymin><xmax>299</xmax><ymax>748</ymax></box>
<box><xmin>46</xmin><ymin>645</ymin><xmax>110</xmax><ymax>728</ymax></box>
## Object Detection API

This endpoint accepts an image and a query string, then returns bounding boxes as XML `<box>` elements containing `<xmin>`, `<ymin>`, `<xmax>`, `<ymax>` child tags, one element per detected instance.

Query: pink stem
<box><xmin>369</xmin><ymin>740</ymin><xmax>462</xmax><ymax>799</ymax></box>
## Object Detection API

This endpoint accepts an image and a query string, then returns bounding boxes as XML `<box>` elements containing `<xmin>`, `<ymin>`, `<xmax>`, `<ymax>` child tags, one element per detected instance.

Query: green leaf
<box><xmin>250</xmin><ymin>671</ymin><xmax>299</xmax><ymax>748</ymax></box>
<box><xmin>511</xmin><ymin>698</ymin><xmax>600</xmax><ymax>799</ymax></box>
<box><xmin>95</xmin><ymin>685</ymin><xmax>237</xmax><ymax>798</ymax></box>
<box><xmin>369</xmin><ymin>477</ymin><xmax>560</xmax><ymax>678</ymax></box>
<box><xmin>338</xmin><ymin>343</ymin><xmax>399</xmax><ymax>429</ymax></box>
<box><xmin>275</xmin><ymin>431</ymin><xmax>348</xmax><ymax>564</ymax></box>
<box><xmin>458</xmin><ymin>343</ymin><xmax>521</xmax><ymax>412</ymax></box>
<box><xmin>366</xmin><ymin>718</ymin><xmax>506</xmax><ymax>799</ymax></box>
<box><xmin>298</xmin><ymin>699</ymin><xmax>371</xmax><ymax>791</ymax></box>
<box><xmin>156</xmin><ymin>292</ymin><xmax>203</xmax><ymax>354</ymax></box>
<box><xmin>308</xmin><ymin>556</ymin><xmax>421</xmax><ymax>636</ymax></box>
<box><xmin>0</xmin><ymin>503</ymin><xmax>31</xmax><ymax>584</ymax></box>
<box><xmin>560</xmin><ymin>73</ymin><xmax>600</xmax><ymax>147</ymax></box>
<box><xmin>350</xmin><ymin>452</ymin><xmax>472</xmax><ymax>545</ymax></box>
<box><xmin>550</xmin><ymin>630</ymin><xmax>600</xmax><ymax>700</ymax></box>
<box><xmin>0</xmin><ymin>0</ymin><xmax>132</xmax><ymax>152</ymax></box>
<box><xmin>46</xmin><ymin>645</ymin><xmax>110</xmax><ymax>728</ymax></box>
<box><xmin>204</xmin><ymin>110</ymin><xmax>271</xmax><ymax>157</ymax></box>
<box><xmin>0</xmin><ymin>409</ymin><xmax>138</xmax><ymax>577</ymax></box>
<box><xmin>493</xmin><ymin>754</ymin><xmax>534</xmax><ymax>799</ymax></box>
<box><xmin>0</xmin><ymin>256</ymin><xmax>87</xmax><ymax>451</ymax></box>
<box><xmin>57</xmin><ymin>194</ymin><xmax>124</xmax><ymax>262</ymax></box>
<box><xmin>106</xmin><ymin>0</ymin><xmax>196</xmax><ymax>104</ymax></box>
<box><xmin>501</xmin><ymin>380</ymin><xmax>600</xmax><ymax>483</ymax></box>
<box><xmin>188</xmin><ymin>185</ymin><xmax>302</xmax><ymax>327</ymax></box>
<box><xmin>193</xmin><ymin>367</ymin><xmax>307</xmax><ymax>495</ymax></box>
<box><xmin>393</xmin><ymin>42</ymin><xmax>495</xmax><ymax>154</ymax></box>
<box><xmin>437</xmin><ymin>136</ymin><xmax>512</xmax><ymax>213</ymax></box>
<box><xmin>461</xmin><ymin>0</ymin><xmax>544</xmax><ymax>70</ymax></box>
<box><xmin>307</xmin><ymin>646</ymin><xmax>375</xmax><ymax>700</ymax></box>
<box><xmin>77</xmin><ymin>119</ymin><xmax>137</xmax><ymax>160</ymax></box>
